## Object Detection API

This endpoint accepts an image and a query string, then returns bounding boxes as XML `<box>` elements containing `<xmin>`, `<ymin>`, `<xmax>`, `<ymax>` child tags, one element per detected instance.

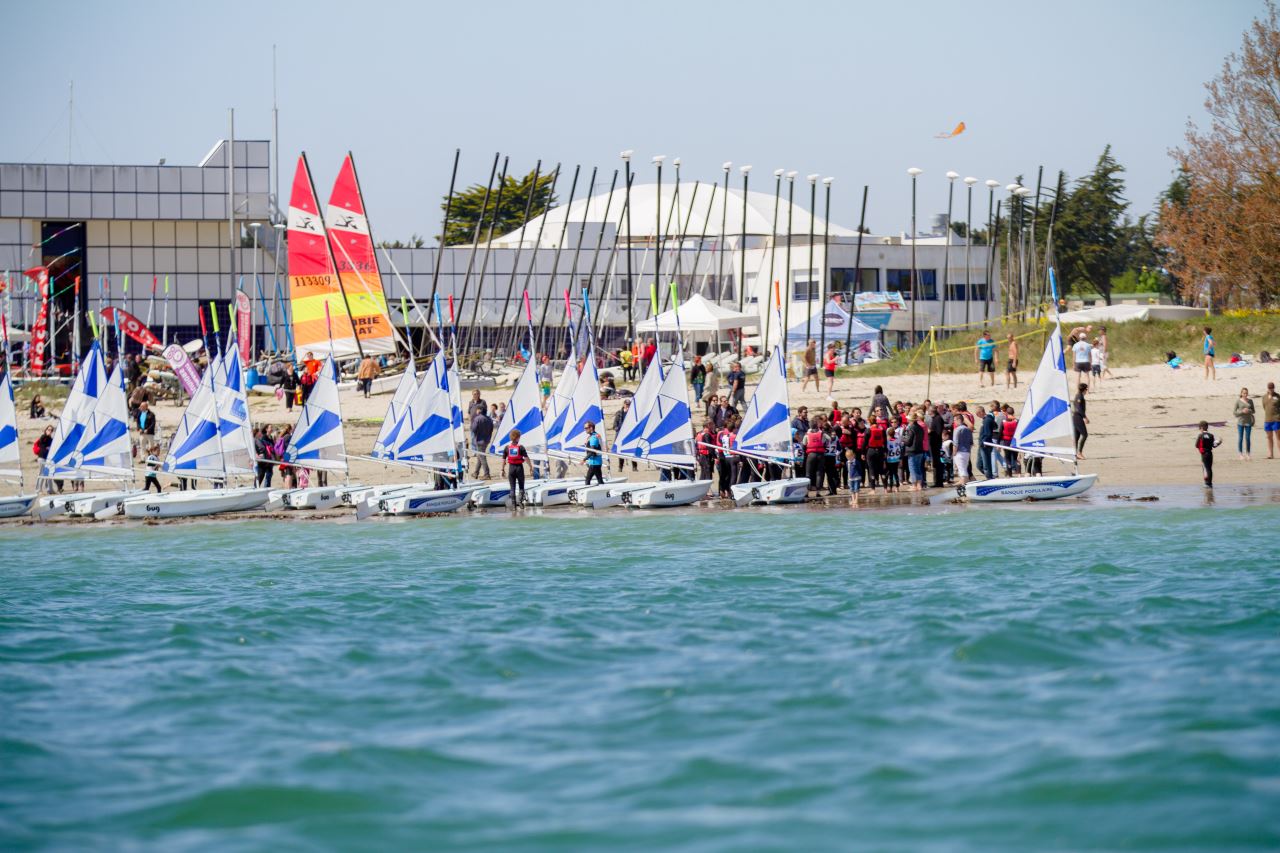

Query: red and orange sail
<box><xmin>325</xmin><ymin>153</ymin><xmax>396</xmax><ymax>355</ymax></box>
<box><xmin>287</xmin><ymin>153</ymin><xmax>359</xmax><ymax>358</ymax></box>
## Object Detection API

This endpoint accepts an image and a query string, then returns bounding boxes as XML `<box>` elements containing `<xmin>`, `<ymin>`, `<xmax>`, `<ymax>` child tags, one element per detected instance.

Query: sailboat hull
<box><xmin>0</xmin><ymin>494</ymin><xmax>38</xmax><ymax>519</ymax></box>
<box><xmin>470</xmin><ymin>478</ymin><xmax>565</xmax><ymax>508</ymax></box>
<box><xmin>66</xmin><ymin>490</ymin><xmax>142</xmax><ymax>517</ymax></box>
<box><xmin>372</xmin><ymin>488</ymin><xmax>472</xmax><ymax>517</ymax></box>
<box><xmin>121</xmin><ymin>487</ymin><xmax>273</xmax><ymax>519</ymax></box>
<box><xmin>283</xmin><ymin>485</ymin><xmax>356</xmax><ymax>510</ymax></box>
<box><xmin>623</xmin><ymin>479</ymin><xmax>713</xmax><ymax>508</ymax></box>
<box><xmin>963</xmin><ymin>473</ymin><xmax>1097</xmax><ymax>502</ymax></box>
<box><xmin>730</xmin><ymin>477</ymin><xmax>811</xmax><ymax>506</ymax></box>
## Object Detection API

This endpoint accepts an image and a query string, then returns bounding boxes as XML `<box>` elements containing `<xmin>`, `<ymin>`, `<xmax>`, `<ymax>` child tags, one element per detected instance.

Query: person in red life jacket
<box><xmin>716</xmin><ymin>419</ymin><xmax>736</xmax><ymax>498</ymax></box>
<box><xmin>804</xmin><ymin>416</ymin><xmax>826</xmax><ymax>494</ymax></box>
<box><xmin>822</xmin><ymin>420</ymin><xmax>842</xmax><ymax>496</ymax></box>
<box><xmin>1000</xmin><ymin>404</ymin><xmax>1019</xmax><ymax>476</ymax></box>
<box><xmin>696</xmin><ymin>421</ymin><xmax>717</xmax><ymax>482</ymax></box>
<box><xmin>866</xmin><ymin>416</ymin><xmax>888</xmax><ymax>493</ymax></box>
<box><xmin>641</xmin><ymin>337</ymin><xmax>657</xmax><ymax>372</ymax></box>
<box><xmin>1195</xmin><ymin>421</ymin><xmax>1221</xmax><ymax>487</ymax></box>
<box><xmin>503</xmin><ymin>428</ymin><xmax>530</xmax><ymax>507</ymax></box>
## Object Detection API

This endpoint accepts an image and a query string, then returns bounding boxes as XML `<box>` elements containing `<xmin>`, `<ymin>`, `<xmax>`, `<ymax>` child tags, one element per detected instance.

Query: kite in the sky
<box><xmin>935</xmin><ymin>121</ymin><xmax>966</xmax><ymax>139</ymax></box>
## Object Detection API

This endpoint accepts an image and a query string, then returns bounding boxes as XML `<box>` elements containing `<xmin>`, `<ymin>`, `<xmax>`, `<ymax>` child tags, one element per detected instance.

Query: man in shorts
<box><xmin>1072</xmin><ymin>335</ymin><xmax>1093</xmax><ymax>388</ymax></box>
<box><xmin>1005</xmin><ymin>334</ymin><xmax>1019</xmax><ymax>389</ymax></box>
<box><xmin>975</xmin><ymin>331</ymin><xmax>997</xmax><ymax>386</ymax></box>
<box><xmin>1263</xmin><ymin>381</ymin><xmax>1280</xmax><ymax>459</ymax></box>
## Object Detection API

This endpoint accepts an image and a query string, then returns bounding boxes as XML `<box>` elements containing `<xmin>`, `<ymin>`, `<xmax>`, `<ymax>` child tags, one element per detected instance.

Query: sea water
<box><xmin>2</xmin><ymin>505</ymin><xmax>1278</xmax><ymax>851</ymax></box>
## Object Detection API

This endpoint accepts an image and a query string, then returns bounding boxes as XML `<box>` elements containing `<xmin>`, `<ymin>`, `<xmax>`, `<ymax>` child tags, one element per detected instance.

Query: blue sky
<box><xmin>2</xmin><ymin>0</ymin><xmax>1264</xmax><ymax>237</ymax></box>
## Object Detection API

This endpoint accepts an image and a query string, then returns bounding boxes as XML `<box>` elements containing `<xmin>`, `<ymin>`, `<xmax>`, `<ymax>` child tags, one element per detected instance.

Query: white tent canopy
<box><xmin>1058</xmin><ymin>304</ymin><xmax>1208</xmax><ymax>325</ymax></box>
<box><xmin>635</xmin><ymin>293</ymin><xmax>759</xmax><ymax>334</ymax></box>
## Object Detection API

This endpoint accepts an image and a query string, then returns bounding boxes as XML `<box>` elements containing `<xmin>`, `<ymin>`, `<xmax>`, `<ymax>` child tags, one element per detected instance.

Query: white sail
<box><xmin>214</xmin><ymin>344</ymin><xmax>255</xmax><ymax>475</ymax></box>
<box><xmin>544</xmin><ymin>348</ymin><xmax>579</xmax><ymax>455</ymax></box>
<box><xmin>390</xmin><ymin>355</ymin><xmax>456</xmax><ymax>466</ymax></box>
<box><xmin>0</xmin><ymin>367</ymin><xmax>20</xmax><ymax>479</ymax></box>
<box><xmin>561</xmin><ymin>356</ymin><xmax>605</xmax><ymax>456</ymax></box>
<box><xmin>612</xmin><ymin>343</ymin><xmax>664</xmax><ymax>457</ymax></box>
<box><xmin>1012</xmin><ymin>329</ymin><xmax>1074</xmax><ymax>451</ymax></box>
<box><xmin>43</xmin><ymin>341</ymin><xmax>107</xmax><ymax>478</ymax></box>
<box><xmin>74</xmin><ymin>363</ymin><xmax>133</xmax><ymax>477</ymax></box>
<box><xmin>638</xmin><ymin>355</ymin><xmax>695</xmax><ymax>466</ymax></box>
<box><xmin>285</xmin><ymin>356</ymin><xmax>346</xmax><ymax>472</ymax></box>
<box><xmin>446</xmin><ymin>361</ymin><xmax>465</xmax><ymax>449</ymax></box>
<box><xmin>736</xmin><ymin>346</ymin><xmax>792</xmax><ymax>462</ymax></box>
<box><xmin>371</xmin><ymin>361</ymin><xmax>417</xmax><ymax>459</ymax></box>
<box><xmin>489</xmin><ymin>357</ymin><xmax>546</xmax><ymax>460</ymax></box>
<box><xmin>163</xmin><ymin>353</ymin><xmax>225</xmax><ymax>478</ymax></box>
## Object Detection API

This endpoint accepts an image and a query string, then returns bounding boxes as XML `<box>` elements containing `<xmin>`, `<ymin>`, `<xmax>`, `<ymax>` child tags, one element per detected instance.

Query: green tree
<box><xmin>1055</xmin><ymin>146</ymin><xmax>1129</xmax><ymax>303</ymax></box>
<box><xmin>443</xmin><ymin>169</ymin><xmax>556</xmax><ymax>247</ymax></box>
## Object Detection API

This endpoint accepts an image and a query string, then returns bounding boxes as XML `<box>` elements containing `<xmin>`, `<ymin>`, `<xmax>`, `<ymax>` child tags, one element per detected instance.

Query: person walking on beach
<box><xmin>503</xmin><ymin>429</ymin><xmax>530</xmax><ymax>506</ymax></box>
<box><xmin>538</xmin><ymin>355</ymin><xmax>553</xmax><ymax>399</ymax></box>
<box><xmin>1072</xmin><ymin>335</ymin><xmax>1093</xmax><ymax>389</ymax></box>
<box><xmin>1005</xmin><ymin>334</ymin><xmax>1019</xmax><ymax>389</ymax></box>
<box><xmin>582</xmin><ymin>421</ymin><xmax>605</xmax><ymax>486</ymax></box>
<box><xmin>1195</xmin><ymin>421</ymin><xmax>1221</xmax><ymax>487</ymax></box>
<box><xmin>136</xmin><ymin>402</ymin><xmax>157</xmax><ymax>438</ymax></box>
<box><xmin>975</xmin><ymin>331</ymin><xmax>996</xmax><ymax>387</ymax></box>
<box><xmin>823</xmin><ymin>344</ymin><xmax>838</xmax><ymax>397</ymax></box>
<box><xmin>801</xmin><ymin>340</ymin><xmax>818</xmax><ymax>392</ymax></box>
<box><xmin>689</xmin><ymin>355</ymin><xmax>707</xmax><ymax>403</ymax></box>
<box><xmin>280</xmin><ymin>364</ymin><xmax>299</xmax><ymax>411</ymax></box>
<box><xmin>1262</xmin><ymin>382</ymin><xmax>1280</xmax><ymax>459</ymax></box>
<box><xmin>726</xmin><ymin>362</ymin><xmax>747</xmax><ymax>408</ymax></box>
<box><xmin>1202</xmin><ymin>327</ymin><xmax>1216</xmax><ymax>380</ymax></box>
<box><xmin>869</xmin><ymin>385</ymin><xmax>891</xmax><ymax>422</ymax></box>
<box><xmin>1234</xmin><ymin>387</ymin><xmax>1255</xmax><ymax>460</ymax></box>
<box><xmin>143</xmin><ymin>444</ymin><xmax>163</xmax><ymax>493</ymax></box>
<box><xmin>356</xmin><ymin>355</ymin><xmax>379</xmax><ymax>398</ymax></box>
<box><xmin>1072</xmin><ymin>383</ymin><xmax>1089</xmax><ymax>459</ymax></box>
<box><xmin>471</xmin><ymin>405</ymin><xmax>493</xmax><ymax>479</ymax></box>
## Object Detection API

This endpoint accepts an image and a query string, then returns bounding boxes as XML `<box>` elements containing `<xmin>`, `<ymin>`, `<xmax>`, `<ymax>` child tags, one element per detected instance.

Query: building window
<box><xmin>829</xmin><ymin>267</ymin><xmax>879</xmax><ymax>298</ymax></box>
<box><xmin>944</xmin><ymin>282</ymin><xmax>989</xmax><ymax>302</ymax></box>
<box><xmin>887</xmin><ymin>269</ymin><xmax>937</xmax><ymax>300</ymax></box>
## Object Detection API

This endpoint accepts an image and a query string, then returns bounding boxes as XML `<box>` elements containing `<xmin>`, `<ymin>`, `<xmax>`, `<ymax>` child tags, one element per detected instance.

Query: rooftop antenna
<box><xmin>272</xmin><ymin>45</ymin><xmax>280</xmax><ymax>221</ymax></box>
<box><xmin>67</xmin><ymin>80</ymin><xmax>73</xmax><ymax>164</ymax></box>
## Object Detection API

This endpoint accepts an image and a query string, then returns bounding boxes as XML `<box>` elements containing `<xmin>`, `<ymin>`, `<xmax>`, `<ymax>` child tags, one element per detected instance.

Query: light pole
<box><xmin>737</xmin><ymin>164</ymin><xmax>751</xmax><ymax>358</ymax></box>
<box><xmin>653</xmin><ymin>155</ymin><xmax>665</xmax><ymax>316</ymax></box>
<box><xmin>1015</xmin><ymin>186</ymin><xmax>1033</xmax><ymax>314</ymax></box>
<box><xmin>984</xmin><ymin>179</ymin><xmax>999</xmax><ymax>321</ymax></box>
<box><xmin>272</xmin><ymin>222</ymin><xmax>285</xmax><ymax>353</ymax></box>
<box><xmin>805</xmin><ymin>173</ymin><xmax>818</xmax><ymax>346</ymax></box>
<box><xmin>782</xmin><ymin>171</ymin><xmax>796</xmax><ymax>349</ymax></box>
<box><xmin>621</xmin><ymin>149</ymin><xmax>634</xmax><ymax>346</ymax></box>
<box><xmin>963</xmin><ymin>177</ymin><xmax>977</xmax><ymax>326</ymax></box>
<box><xmin>249</xmin><ymin>221</ymin><xmax>261</xmax><ymax>357</ymax></box>
<box><xmin>907</xmin><ymin>167</ymin><xmax>922</xmax><ymax>342</ymax></box>
<box><xmin>1006</xmin><ymin>183</ymin><xmax>1023</xmax><ymax>317</ymax></box>
<box><xmin>717</xmin><ymin>162</ymin><xmax>731</xmax><ymax>307</ymax></box>
<box><xmin>820</xmin><ymin>176</ymin><xmax>832</xmax><ymax>357</ymax></box>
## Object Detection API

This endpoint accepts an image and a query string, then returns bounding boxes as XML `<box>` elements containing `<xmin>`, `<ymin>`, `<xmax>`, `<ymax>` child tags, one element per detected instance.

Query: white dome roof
<box><xmin>492</xmin><ymin>182</ymin><xmax>857</xmax><ymax>248</ymax></box>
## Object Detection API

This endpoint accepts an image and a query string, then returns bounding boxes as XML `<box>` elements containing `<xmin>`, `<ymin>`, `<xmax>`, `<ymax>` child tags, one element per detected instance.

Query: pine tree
<box><xmin>1055</xmin><ymin>146</ymin><xmax>1129</xmax><ymax>304</ymax></box>
<box><xmin>442</xmin><ymin>169</ymin><xmax>557</xmax><ymax>247</ymax></box>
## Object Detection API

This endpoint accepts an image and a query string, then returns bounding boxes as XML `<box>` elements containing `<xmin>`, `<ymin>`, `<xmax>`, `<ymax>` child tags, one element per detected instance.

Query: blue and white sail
<box><xmin>213</xmin><ymin>344</ymin><xmax>255</xmax><ymax>475</ymax></box>
<box><xmin>612</xmin><ymin>343</ymin><xmax>664</xmax><ymax>458</ymax></box>
<box><xmin>371</xmin><ymin>360</ymin><xmax>417</xmax><ymax>459</ymax></box>
<box><xmin>284</xmin><ymin>356</ymin><xmax>346</xmax><ymax>472</ymax></box>
<box><xmin>389</xmin><ymin>355</ymin><xmax>456</xmax><ymax>467</ymax></box>
<box><xmin>73</xmin><ymin>362</ymin><xmax>133</xmax><ymax>477</ymax></box>
<box><xmin>636</xmin><ymin>355</ymin><xmax>695</xmax><ymax>465</ymax></box>
<box><xmin>446</xmin><ymin>361</ymin><xmax>465</xmax><ymax>449</ymax></box>
<box><xmin>489</xmin><ymin>357</ymin><xmax>546</xmax><ymax>460</ymax></box>
<box><xmin>1010</xmin><ymin>329</ymin><xmax>1073</xmax><ymax>452</ymax></box>
<box><xmin>561</xmin><ymin>356</ymin><xmax>605</xmax><ymax>457</ymax></box>
<box><xmin>0</xmin><ymin>367</ymin><xmax>20</xmax><ymax>481</ymax></box>
<box><xmin>43</xmin><ymin>341</ymin><xmax>107</xmax><ymax>478</ymax></box>
<box><xmin>544</xmin><ymin>348</ymin><xmax>579</xmax><ymax>455</ymax></box>
<box><xmin>163</xmin><ymin>353</ymin><xmax>226</xmax><ymax>478</ymax></box>
<box><xmin>736</xmin><ymin>346</ymin><xmax>793</xmax><ymax>463</ymax></box>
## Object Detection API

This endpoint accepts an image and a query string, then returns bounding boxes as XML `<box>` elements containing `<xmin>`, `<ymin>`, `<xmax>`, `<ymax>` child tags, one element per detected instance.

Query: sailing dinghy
<box><xmin>963</xmin><ymin>269</ymin><xmax>1097</xmax><ymax>502</ymax></box>
<box><xmin>0</xmin><ymin>364</ymin><xmax>37</xmax><ymax>518</ymax></box>
<box><xmin>730</xmin><ymin>343</ymin><xmax>809</xmax><ymax>506</ymax></box>
<box><xmin>276</xmin><ymin>356</ymin><xmax>358</xmax><ymax>510</ymax></box>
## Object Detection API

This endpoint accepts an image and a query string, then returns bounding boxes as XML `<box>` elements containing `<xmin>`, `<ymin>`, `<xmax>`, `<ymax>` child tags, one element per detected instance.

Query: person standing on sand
<box><xmin>1072</xmin><ymin>383</ymin><xmax>1090</xmax><ymax>459</ymax></box>
<box><xmin>689</xmin><ymin>356</ymin><xmax>707</xmax><ymax>403</ymax></box>
<box><xmin>1005</xmin><ymin>334</ymin><xmax>1019</xmax><ymax>389</ymax></box>
<box><xmin>471</xmin><ymin>406</ymin><xmax>493</xmax><ymax>479</ymax></box>
<box><xmin>1072</xmin><ymin>335</ymin><xmax>1092</xmax><ymax>389</ymax></box>
<box><xmin>800</xmin><ymin>340</ymin><xmax>818</xmax><ymax>392</ymax></box>
<box><xmin>1203</xmin><ymin>327</ymin><xmax>1216</xmax><ymax>380</ymax></box>
<box><xmin>823</xmin><ymin>344</ymin><xmax>838</xmax><ymax>397</ymax></box>
<box><xmin>870</xmin><ymin>385</ymin><xmax>891</xmax><ymax>422</ymax></box>
<box><xmin>503</xmin><ymin>429</ymin><xmax>530</xmax><ymax>506</ymax></box>
<box><xmin>903</xmin><ymin>412</ymin><xmax>926</xmax><ymax>491</ymax></box>
<box><xmin>953</xmin><ymin>416</ymin><xmax>972</xmax><ymax>486</ymax></box>
<box><xmin>1234</xmin><ymin>387</ymin><xmax>1255</xmax><ymax>460</ymax></box>
<box><xmin>582</xmin><ymin>422</ymin><xmax>605</xmax><ymax>486</ymax></box>
<box><xmin>1195</xmin><ymin>421</ymin><xmax>1221</xmax><ymax>487</ymax></box>
<box><xmin>726</xmin><ymin>362</ymin><xmax>747</xmax><ymax>408</ymax></box>
<box><xmin>1262</xmin><ymin>382</ymin><xmax>1280</xmax><ymax>459</ymax></box>
<box><xmin>975</xmin><ymin>331</ymin><xmax>996</xmax><ymax>387</ymax></box>
<box><xmin>356</xmin><ymin>355</ymin><xmax>379</xmax><ymax>398</ymax></box>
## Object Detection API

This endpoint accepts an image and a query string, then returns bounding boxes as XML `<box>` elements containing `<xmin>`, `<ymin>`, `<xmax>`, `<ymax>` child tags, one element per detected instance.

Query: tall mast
<box><xmin>490</xmin><ymin>160</ymin><xmax>542</xmax><ymax>369</ymax></box>
<box><xmin>425</xmin><ymin>148</ymin><xmax>461</xmax><ymax>357</ymax></box>
<box><xmin>535</xmin><ymin>164</ymin><xmax>580</xmax><ymax>354</ymax></box>
<box><xmin>462</xmin><ymin>155</ymin><xmax>511</xmax><ymax>355</ymax></box>
<box><xmin>451</xmin><ymin>152</ymin><xmax>500</xmax><ymax>360</ymax></box>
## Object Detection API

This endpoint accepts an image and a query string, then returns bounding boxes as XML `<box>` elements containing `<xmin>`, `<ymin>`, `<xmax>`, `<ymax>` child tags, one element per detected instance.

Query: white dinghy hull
<box><xmin>622</xmin><ymin>479</ymin><xmax>713</xmax><ymax>509</ymax></box>
<box><xmin>0</xmin><ymin>494</ymin><xmax>37</xmax><ymax>519</ymax></box>
<box><xmin>121</xmin><ymin>487</ymin><xmax>274</xmax><ymax>519</ymax></box>
<box><xmin>962</xmin><ymin>473</ymin><xmax>1097</xmax><ymax>502</ymax></box>
<box><xmin>365</xmin><ymin>488</ymin><xmax>471</xmax><ymax>518</ymax></box>
<box><xmin>283</xmin><ymin>485</ymin><xmax>357</xmax><ymax>511</ymax></box>
<box><xmin>731</xmin><ymin>477</ymin><xmax>811</xmax><ymax>507</ymax></box>
<box><xmin>66</xmin><ymin>490</ymin><xmax>143</xmax><ymax>518</ymax></box>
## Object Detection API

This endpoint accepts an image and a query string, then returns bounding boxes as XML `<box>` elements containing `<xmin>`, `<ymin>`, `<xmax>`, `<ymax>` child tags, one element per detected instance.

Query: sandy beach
<box><xmin>11</xmin><ymin>358</ymin><xmax>1279</xmax><ymax>499</ymax></box>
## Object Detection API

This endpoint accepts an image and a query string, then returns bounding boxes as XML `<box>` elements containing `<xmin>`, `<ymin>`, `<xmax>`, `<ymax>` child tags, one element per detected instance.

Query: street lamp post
<box><xmin>272</xmin><ymin>222</ymin><xmax>285</xmax><ymax>353</ymax></box>
<box><xmin>1006</xmin><ymin>183</ymin><xmax>1022</xmax><ymax>317</ymax></box>
<box><xmin>764</xmin><ymin>168</ymin><xmax>783</xmax><ymax>352</ymax></box>
<box><xmin>737</xmin><ymin>164</ymin><xmax>751</xmax><ymax>358</ymax></box>
<box><xmin>782</xmin><ymin>171</ymin><xmax>796</xmax><ymax>349</ymax></box>
<box><xmin>907</xmin><ymin>167</ymin><xmax>923</xmax><ymax>342</ymax></box>
<box><xmin>820</xmin><ymin>176</ymin><xmax>832</xmax><ymax>358</ymax></box>
<box><xmin>1015</xmin><ymin>186</ymin><xmax>1033</xmax><ymax>314</ymax></box>
<box><xmin>963</xmin><ymin>177</ymin><xmax>977</xmax><ymax>326</ymax></box>
<box><xmin>653</xmin><ymin>155</ymin><xmax>665</xmax><ymax>318</ymax></box>
<box><xmin>984</xmin><ymin>179</ymin><xmax>999</xmax><ymax>321</ymax></box>
<box><xmin>249</xmin><ymin>221</ymin><xmax>261</xmax><ymax>357</ymax></box>
<box><xmin>805</xmin><ymin>173</ymin><xmax>818</xmax><ymax>346</ymax></box>
<box><xmin>942</xmin><ymin>172</ymin><xmax>958</xmax><ymax>331</ymax></box>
